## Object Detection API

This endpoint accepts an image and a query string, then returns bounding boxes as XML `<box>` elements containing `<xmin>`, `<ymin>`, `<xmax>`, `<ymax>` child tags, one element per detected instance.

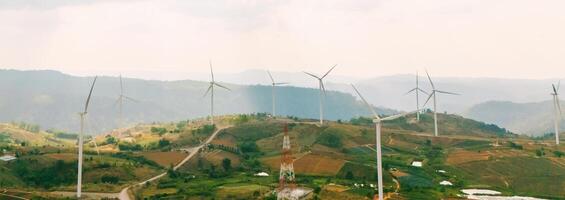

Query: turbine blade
<box><xmin>303</xmin><ymin>71</ymin><xmax>320</xmax><ymax>79</ymax></box>
<box><xmin>436</xmin><ymin>90</ymin><xmax>459</xmax><ymax>95</ymax></box>
<box><xmin>321</xmin><ymin>81</ymin><xmax>327</xmax><ymax>96</ymax></box>
<box><xmin>351</xmin><ymin>84</ymin><xmax>380</xmax><ymax>119</ymax></box>
<box><xmin>422</xmin><ymin>92</ymin><xmax>435</xmax><ymax>108</ymax></box>
<box><xmin>209</xmin><ymin>60</ymin><xmax>214</xmax><ymax>82</ymax></box>
<box><xmin>120</xmin><ymin>74</ymin><xmax>123</xmax><ymax>95</ymax></box>
<box><xmin>417</xmin><ymin>88</ymin><xmax>429</xmax><ymax>95</ymax></box>
<box><xmin>322</xmin><ymin>64</ymin><xmax>337</xmax><ymax>79</ymax></box>
<box><xmin>275</xmin><ymin>82</ymin><xmax>289</xmax><ymax>85</ymax></box>
<box><xmin>83</xmin><ymin>76</ymin><xmax>98</xmax><ymax>113</ymax></box>
<box><xmin>214</xmin><ymin>83</ymin><xmax>231</xmax><ymax>91</ymax></box>
<box><xmin>203</xmin><ymin>84</ymin><xmax>213</xmax><ymax>97</ymax></box>
<box><xmin>425</xmin><ymin>69</ymin><xmax>435</xmax><ymax>89</ymax></box>
<box><xmin>382</xmin><ymin>110</ymin><xmax>419</xmax><ymax>121</ymax></box>
<box><xmin>113</xmin><ymin>96</ymin><xmax>122</xmax><ymax>107</ymax></box>
<box><xmin>267</xmin><ymin>70</ymin><xmax>275</xmax><ymax>83</ymax></box>
<box><xmin>557</xmin><ymin>96</ymin><xmax>563</xmax><ymax>117</ymax></box>
<box><xmin>553</xmin><ymin>84</ymin><xmax>558</xmax><ymax>94</ymax></box>
<box><xmin>404</xmin><ymin>88</ymin><xmax>417</xmax><ymax>95</ymax></box>
<box><xmin>123</xmin><ymin>96</ymin><xmax>139</xmax><ymax>103</ymax></box>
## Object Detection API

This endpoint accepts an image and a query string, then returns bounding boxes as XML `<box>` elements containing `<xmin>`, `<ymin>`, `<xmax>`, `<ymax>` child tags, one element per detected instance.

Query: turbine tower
<box><xmin>551</xmin><ymin>81</ymin><xmax>562</xmax><ymax>145</ymax></box>
<box><xmin>405</xmin><ymin>71</ymin><xmax>428</xmax><ymax>121</ymax></box>
<box><xmin>423</xmin><ymin>70</ymin><xmax>459</xmax><ymax>137</ymax></box>
<box><xmin>115</xmin><ymin>75</ymin><xmax>138</xmax><ymax>129</ymax></box>
<box><xmin>304</xmin><ymin>64</ymin><xmax>337</xmax><ymax>125</ymax></box>
<box><xmin>278</xmin><ymin>124</ymin><xmax>295</xmax><ymax>190</ymax></box>
<box><xmin>352</xmin><ymin>84</ymin><xmax>417</xmax><ymax>200</ymax></box>
<box><xmin>267</xmin><ymin>70</ymin><xmax>288</xmax><ymax>117</ymax></box>
<box><xmin>77</xmin><ymin>76</ymin><xmax>97</xmax><ymax>198</ymax></box>
<box><xmin>203</xmin><ymin>61</ymin><xmax>230</xmax><ymax>125</ymax></box>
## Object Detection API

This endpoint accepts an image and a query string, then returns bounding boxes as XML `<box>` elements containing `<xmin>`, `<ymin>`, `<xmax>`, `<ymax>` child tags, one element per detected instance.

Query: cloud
<box><xmin>1</xmin><ymin>0</ymin><xmax>565</xmax><ymax>80</ymax></box>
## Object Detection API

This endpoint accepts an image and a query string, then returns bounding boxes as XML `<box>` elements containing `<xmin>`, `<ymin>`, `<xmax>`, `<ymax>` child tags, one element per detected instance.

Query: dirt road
<box><xmin>119</xmin><ymin>125</ymin><xmax>229</xmax><ymax>200</ymax></box>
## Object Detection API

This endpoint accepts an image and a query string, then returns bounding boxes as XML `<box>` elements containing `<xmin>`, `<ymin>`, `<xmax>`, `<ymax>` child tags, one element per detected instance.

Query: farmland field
<box><xmin>140</xmin><ymin>151</ymin><xmax>188</xmax><ymax>167</ymax></box>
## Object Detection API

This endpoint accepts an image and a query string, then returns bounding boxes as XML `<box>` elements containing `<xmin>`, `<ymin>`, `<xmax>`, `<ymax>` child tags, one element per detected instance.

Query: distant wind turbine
<box><xmin>405</xmin><ymin>72</ymin><xmax>428</xmax><ymax>121</ymax></box>
<box><xmin>267</xmin><ymin>70</ymin><xmax>288</xmax><ymax>117</ymax></box>
<box><xmin>352</xmin><ymin>84</ymin><xmax>418</xmax><ymax>200</ymax></box>
<box><xmin>203</xmin><ymin>61</ymin><xmax>230</xmax><ymax>125</ymax></box>
<box><xmin>77</xmin><ymin>76</ymin><xmax>97</xmax><ymax>198</ymax></box>
<box><xmin>551</xmin><ymin>81</ymin><xmax>562</xmax><ymax>145</ymax></box>
<box><xmin>115</xmin><ymin>75</ymin><xmax>139</xmax><ymax>129</ymax></box>
<box><xmin>423</xmin><ymin>70</ymin><xmax>459</xmax><ymax>137</ymax></box>
<box><xmin>304</xmin><ymin>65</ymin><xmax>337</xmax><ymax>125</ymax></box>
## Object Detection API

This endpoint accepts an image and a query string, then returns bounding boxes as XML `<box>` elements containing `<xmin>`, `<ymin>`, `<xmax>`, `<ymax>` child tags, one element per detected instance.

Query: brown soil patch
<box><xmin>45</xmin><ymin>153</ymin><xmax>76</xmax><ymax>161</ymax></box>
<box><xmin>205</xmin><ymin>150</ymin><xmax>241</xmax><ymax>166</ymax></box>
<box><xmin>141</xmin><ymin>151</ymin><xmax>188</xmax><ymax>167</ymax></box>
<box><xmin>446</xmin><ymin>149</ymin><xmax>490</xmax><ymax>165</ymax></box>
<box><xmin>391</xmin><ymin>170</ymin><xmax>409</xmax><ymax>177</ymax></box>
<box><xmin>293</xmin><ymin>154</ymin><xmax>346</xmax><ymax>176</ymax></box>
<box><xmin>324</xmin><ymin>184</ymin><xmax>349</xmax><ymax>192</ymax></box>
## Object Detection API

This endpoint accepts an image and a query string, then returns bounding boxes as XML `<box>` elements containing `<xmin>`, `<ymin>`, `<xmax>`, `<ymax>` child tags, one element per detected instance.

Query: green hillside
<box><xmin>2</xmin><ymin>114</ymin><xmax>564</xmax><ymax>199</ymax></box>
<box><xmin>133</xmin><ymin>113</ymin><xmax>565</xmax><ymax>199</ymax></box>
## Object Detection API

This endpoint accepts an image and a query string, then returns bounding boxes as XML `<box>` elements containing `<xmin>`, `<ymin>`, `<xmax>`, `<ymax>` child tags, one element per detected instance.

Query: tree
<box><xmin>314</xmin><ymin>185</ymin><xmax>322</xmax><ymax>194</ymax></box>
<box><xmin>554</xmin><ymin>150</ymin><xmax>564</xmax><ymax>158</ymax></box>
<box><xmin>317</xmin><ymin>130</ymin><xmax>343</xmax><ymax>148</ymax></box>
<box><xmin>222</xmin><ymin>158</ymin><xmax>232</xmax><ymax>172</ymax></box>
<box><xmin>106</xmin><ymin>136</ymin><xmax>117</xmax><ymax>144</ymax></box>
<box><xmin>167</xmin><ymin>164</ymin><xmax>178</xmax><ymax>178</ymax></box>
<box><xmin>345</xmin><ymin>171</ymin><xmax>354</xmax><ymax>179</ymax></box>
<box><xmin>536</xmin><ymin>148</ymin><xmax>545</xmax><ymax>157</ymax></box>
<box><xmin>158</xmin><ymin>139</ymin><xmax>171</xmax><ymax>148</ymax></box>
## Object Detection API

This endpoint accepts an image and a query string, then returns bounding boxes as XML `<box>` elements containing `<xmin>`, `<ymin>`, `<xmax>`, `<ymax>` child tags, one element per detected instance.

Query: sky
<box><xmin>1</xmin><ymin>0</ymin><xmax>565</xmax><ymax>80</ymax></box>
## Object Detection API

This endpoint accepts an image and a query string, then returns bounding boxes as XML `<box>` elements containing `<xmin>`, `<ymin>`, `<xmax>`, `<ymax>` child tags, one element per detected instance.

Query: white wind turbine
<box><xmin>352</xmin><ymin>84</ymin><xmax>418</xmax><ymax>200</ymax></box>
<box><xmin>423</xmin><ymin>70</ymin><xmax>459</xmax><ymax>137</ymax></box>
<box><xmin>304</xmin><ymin>64</ymin><xmax>337</xmax><ymax>125</ymax></box>
<box><xmin>267</xmin><ymin>70</ymin><xmax>288</xmax><ymax>117</ymax></box>
<box><xmin>551</xmin><ymin>81</ymin><xmax>562</xmax><ymax>145</ymax></box>
<box><xmin>115</xmin><ymin>75</ymin><xmax>139</xmax><ymax>129</ymax></box>
<box><xmin>203</xmin><ymin>61</ymin><xmax>230</xmax><ymax>125</ymax></box>
<box><xmin>405</xmin><ymin>72</ymin><xmax>428</xmax><ymax>122</ymax></box>
<box><xmin>77</xmin><ymin>76</ymin><xmax>97</xmax><ymax>198</ymax></box>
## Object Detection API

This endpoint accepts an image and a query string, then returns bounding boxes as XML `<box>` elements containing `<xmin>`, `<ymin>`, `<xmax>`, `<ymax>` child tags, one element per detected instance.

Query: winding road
<box><xmin>118</xmin><ymin>125</ymin><xmax>229</xmax><ymax>200</ymax></box>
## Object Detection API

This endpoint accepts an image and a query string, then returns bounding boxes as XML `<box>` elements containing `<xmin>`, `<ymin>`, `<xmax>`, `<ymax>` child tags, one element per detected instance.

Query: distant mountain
<box><xmin>207</xmin><ymin>70</ymin><xmax>562</xmax><ymax>115</ymax></box>
<box><xmin>0</xmin><ymin>70</ymin><xmax>395</xmax><ymax>134</ymax></box>
<box><xmin>464</xmin><ymin>100</ymin><xmax>564</xmax><ymax>136</ymax></box>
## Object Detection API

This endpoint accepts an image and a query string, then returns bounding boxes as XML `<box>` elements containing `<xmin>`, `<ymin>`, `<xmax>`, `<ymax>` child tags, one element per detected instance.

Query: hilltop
<box><xmin>0</xmin><ymin>122</ymin><xmax>73</xmax><ymax>147</ymax></box>
<box><xmin>0</xmin><ymin>69</ymin><xmax>395</xmax><ymax>134</ymax></box>
<box><xmin>465</xmin><ymin>100</ymin><xmax>565</xmax><ymax>136</ymax></box>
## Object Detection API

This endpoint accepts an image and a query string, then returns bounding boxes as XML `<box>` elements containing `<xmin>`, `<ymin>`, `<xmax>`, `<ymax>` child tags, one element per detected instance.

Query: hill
<box><xmin>131</xmin><ymin>113</ymin><xmax>565</xmax><ymax>200</ymax></box>
<box><xmin>198</xmin><ymin>70</ymin><xmax>564</xmax><ymax>114</ymax></box>
<box><xmin>2</xmin><ymin>114</ymin><xmax>564</xmax><ymax>199</ymax></box>
<box><xmin>0</xmin><ymin>69</ymin><xmax>395</xmax><ymax>134</ymax></box>
<box><xmin>0</xmin><ymin>122</ymin><xmax>73</xmax><ymax>147</ymax></box>
<box><xmin>464</xmin><ymin>100</ymin><xmax>565</xmax><ymax>136</ymax></box>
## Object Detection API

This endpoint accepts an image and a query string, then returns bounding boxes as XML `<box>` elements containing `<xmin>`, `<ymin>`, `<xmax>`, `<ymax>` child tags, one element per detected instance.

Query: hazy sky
<box><xmin>1</xmin><ymin>0</ymin><xmax>565</xmax><ymax>80</ymax></box>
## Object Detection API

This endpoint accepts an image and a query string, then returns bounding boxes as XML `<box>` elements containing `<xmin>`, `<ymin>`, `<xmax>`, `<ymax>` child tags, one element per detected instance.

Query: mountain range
<box><xmin>465</xmin><ymin>100</ymin><xmax>564</xmax><ymax>135</ymax></box>
<box><xmin>0</xmin><ymin>69</ymin><xmax>394</xmax><ymax>134</ymax></box>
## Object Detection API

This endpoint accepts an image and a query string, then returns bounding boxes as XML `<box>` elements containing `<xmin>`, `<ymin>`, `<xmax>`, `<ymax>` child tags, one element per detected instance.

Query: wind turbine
<box><xmin>551</xmin><ymin>81</ymin><xmax>562</xmax><ymax>145</ymax></box>
<box><xmin>267</xmin><ymin>70</ymin><xmax>288</xmax><ymax>117</ymax></box>
<box><xmin>115</xmin><ymin>75</ymin><xmax>139</xmax><ymax>129</ymax></box>
<box><xmin>304</xmin><ymin>64</ymin><xmax>337</xmax><ymax>125</ymax></box>
<box><xmin>352</xmin><ymin>84</ymin><xmax>417</xmax><ymax>200</ymax></box>
<box><xmin>423</xmin><ymin>70</ymin><xmax>459</xmax><ymax>137</ymax></box>
<box><xmin>405</xmin><ymin>72</ymin><xmax>428</xmax><ymax>121</ymax></box>
<box><xmin>77</xmin><ymin>76</ymin><xmax>97</xmax><ymax>198</ymax></box>
<box><xmin>203</xmin><ymin>61</ymin><xmax>230</xmax><ymax>125</ymax></box>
